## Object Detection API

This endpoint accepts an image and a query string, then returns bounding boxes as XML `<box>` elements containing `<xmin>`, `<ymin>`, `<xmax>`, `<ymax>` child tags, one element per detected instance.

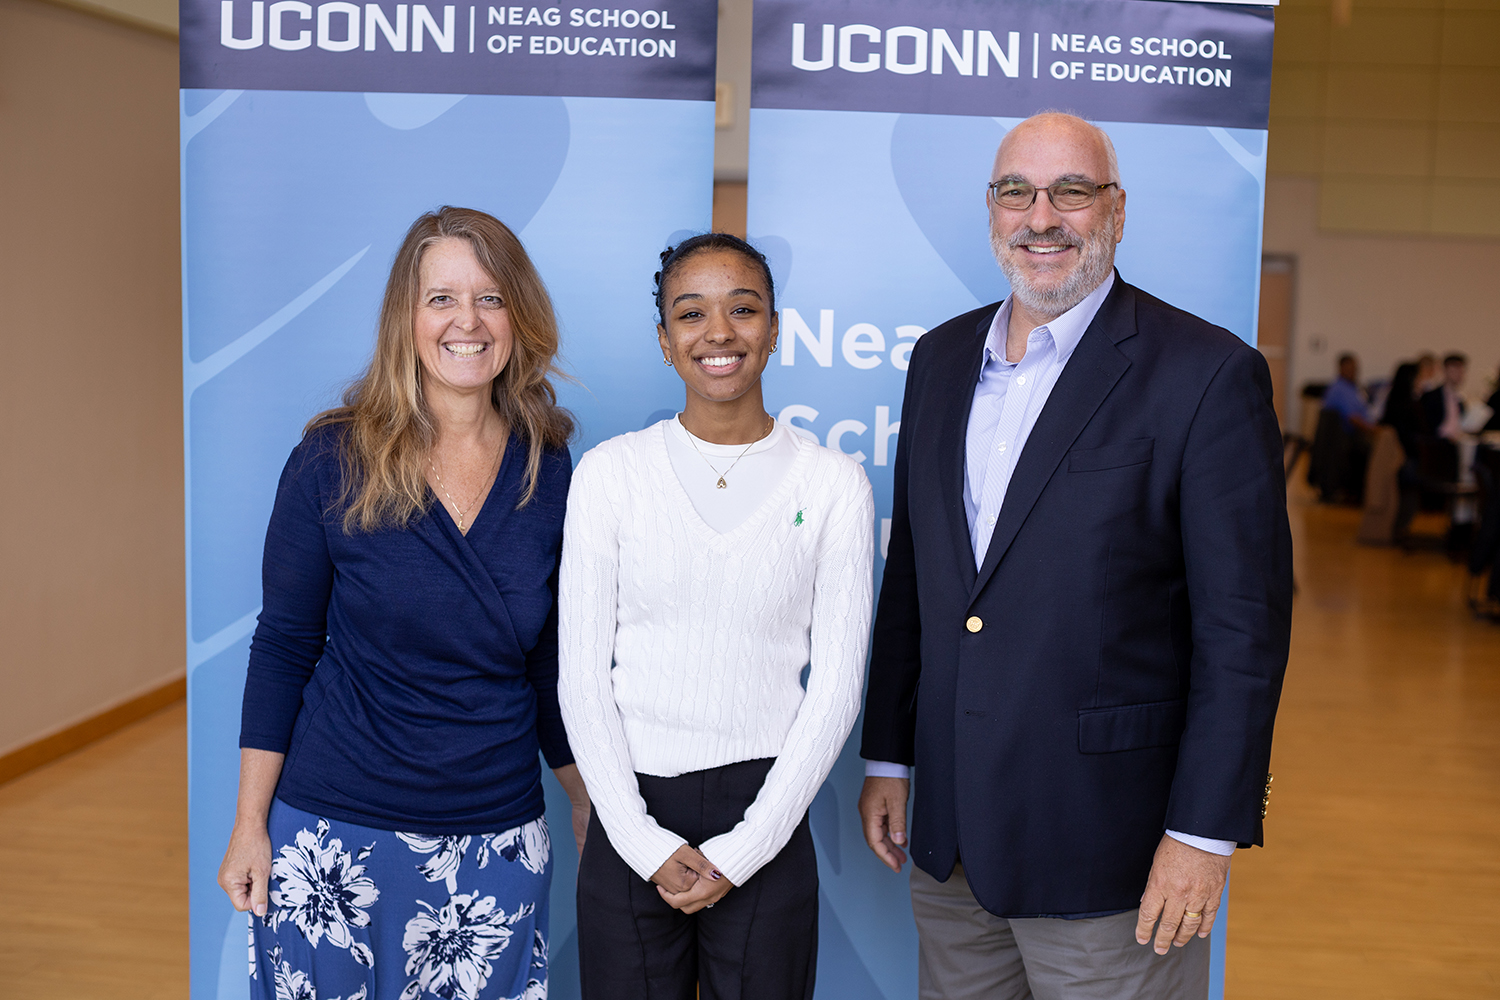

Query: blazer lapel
<box><xmin>938</xmin><ymin>308</ymin><xmax>996</xmax><ymax>591</ymax></box>
<box><xmin>968</xmin><ymin>279</ymin><xmax>1136</xmax><ymax>604</ymax></box>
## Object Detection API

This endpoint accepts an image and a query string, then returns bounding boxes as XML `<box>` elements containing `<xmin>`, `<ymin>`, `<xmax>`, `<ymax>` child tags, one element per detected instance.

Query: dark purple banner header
<box><xmin>751</xmin><ymin>0</ymin><xmax>1274</xmax><ymax>129</ymax></box>
<box><xmin>181</xmin><ymin>1</ymin><xmax>717</xmax><ymax>99</ymax></box>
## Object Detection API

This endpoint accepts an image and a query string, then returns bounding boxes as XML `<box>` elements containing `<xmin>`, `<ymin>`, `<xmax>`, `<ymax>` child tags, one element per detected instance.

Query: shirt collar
<box><xmin>985</xmin><ymin>270</ymin><xmax>1116</xmax><ymax>366</ymax></box>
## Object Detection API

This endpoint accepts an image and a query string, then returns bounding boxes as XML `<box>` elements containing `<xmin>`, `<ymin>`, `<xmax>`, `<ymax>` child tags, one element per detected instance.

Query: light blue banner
<box><xmin>182</xmin><ymin>89</ymin><xmax>714</xmax><ymax>999</ymax></box>
<box><xmin>747</xmin><ymin>108</ymin><xmax>1265</xmax><ymax>999</ymax></box>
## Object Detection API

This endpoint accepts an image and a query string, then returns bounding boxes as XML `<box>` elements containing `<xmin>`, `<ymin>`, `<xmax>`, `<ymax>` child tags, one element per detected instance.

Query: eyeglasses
<box><xmin>987</xmin><ymin>179</ymin><xmax>1118</xmax><ymax>212</ymax></box>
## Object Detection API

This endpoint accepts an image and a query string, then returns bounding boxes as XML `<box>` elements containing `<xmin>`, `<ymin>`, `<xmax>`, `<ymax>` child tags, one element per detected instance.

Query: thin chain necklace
<box><xmin>429</xmin><ymin>446</ymin><xmax>502</xmax><ymax>532</ymax></box>
<box><xmin>683</xmin><ymin>414</ymin><xmax>774</xmax><ymax>489</ymax></box>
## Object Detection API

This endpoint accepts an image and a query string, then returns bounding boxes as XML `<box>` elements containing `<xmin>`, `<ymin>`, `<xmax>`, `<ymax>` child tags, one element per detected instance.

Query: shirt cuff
<box><xmin>864</xmin><ymin>760</ymin><xmax>912</xmax><ymax>779</ymax></box>
<box><xmin>1165</xmin><ymin>829</ymin><xmax>1236</xmax><ymax>856</ymax></box>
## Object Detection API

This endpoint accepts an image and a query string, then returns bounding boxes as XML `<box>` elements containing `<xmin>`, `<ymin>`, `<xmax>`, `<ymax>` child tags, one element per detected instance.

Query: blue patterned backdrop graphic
<box><xmin>746</xmin><ymin>108</ymin><xmax>1267</xmax><ymax>998</ymax></box>
<box><xmin>182</xmin><ymin>89</ymin><xmax>714</xmax><ymax>1000</ymax></box>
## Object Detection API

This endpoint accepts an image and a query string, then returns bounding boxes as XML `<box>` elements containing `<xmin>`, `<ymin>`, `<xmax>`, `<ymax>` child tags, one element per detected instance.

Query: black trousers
<box><xmin>576</xmin><ymin>757</ymin><xmax>818</xmax><ymax>1000</ymax></box>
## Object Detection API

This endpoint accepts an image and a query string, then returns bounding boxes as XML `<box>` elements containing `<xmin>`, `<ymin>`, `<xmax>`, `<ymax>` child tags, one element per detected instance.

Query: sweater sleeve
<box><xmin>558</xmin><ymin>446</ymin><xmax>688</xmax><ymax>880</ymax></box>
<box><xmin>240</xmin><ymin>437</ymin><xmax>335</xmax><ymax>753</ymax></box>
<box><xmin>698</xmin><ymin>458</ymin><xmax>875</xmax><ymax>886</ymax></box>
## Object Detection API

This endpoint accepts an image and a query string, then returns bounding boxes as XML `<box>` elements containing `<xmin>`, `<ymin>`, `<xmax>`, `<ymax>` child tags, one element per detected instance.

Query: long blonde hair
<box><xmin>308</xmin><ymin>207</ymin><xmax>573</xmax><ymax>533</ymax></box>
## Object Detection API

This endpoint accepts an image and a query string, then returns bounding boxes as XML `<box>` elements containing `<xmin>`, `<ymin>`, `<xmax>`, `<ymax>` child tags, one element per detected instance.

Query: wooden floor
<box><xmin>1227</xmin><ymin>488</ymin><xmax>1500</xmax><ymax>998</ymax></box>
<box><xmin>0</xmin><ymin>700</ymin><xmax>188</xmax><ymax>997</ymax></box>
<box><xmin>0</xmin><ymin>488</ymin><xmax>1496</xmax><ymax>998</ymax></box>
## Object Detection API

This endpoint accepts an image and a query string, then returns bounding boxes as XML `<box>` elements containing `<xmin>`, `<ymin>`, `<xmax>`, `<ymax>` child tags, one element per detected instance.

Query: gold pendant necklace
<box><xmin>683</xmin><ymin>414</ymin><xmax>774</xmax><ymax>489</ymax></box>
<box><xmin>429</xmin><ymin>448</ymin><xmax>501</xmax><ymax>531</ymax></box>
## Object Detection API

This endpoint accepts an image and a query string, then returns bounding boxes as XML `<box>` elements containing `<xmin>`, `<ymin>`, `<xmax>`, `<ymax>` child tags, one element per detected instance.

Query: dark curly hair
<box><xmin>652</xmin><ymin>233</ymin><xmax>775</xmax><ymax>325</ymax></box>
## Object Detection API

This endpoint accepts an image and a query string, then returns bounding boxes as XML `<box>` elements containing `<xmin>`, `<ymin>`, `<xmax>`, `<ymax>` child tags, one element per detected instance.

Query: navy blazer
<box><xmin>861</xmin><ymin>274</ymin><xmax>1292</xmax><ymax>917</ymax></box>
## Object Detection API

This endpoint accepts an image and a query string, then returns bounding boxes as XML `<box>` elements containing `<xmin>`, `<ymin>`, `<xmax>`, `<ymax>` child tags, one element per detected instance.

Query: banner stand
<box><xmin>180</xmin><ymin>4</ymin><xmax>719</xmax><ymax>996</ymax></box>
<box><xmin>748</xmin><ymin>2</ymin><xmax>1274</xmax><ymax>995</ymax></box>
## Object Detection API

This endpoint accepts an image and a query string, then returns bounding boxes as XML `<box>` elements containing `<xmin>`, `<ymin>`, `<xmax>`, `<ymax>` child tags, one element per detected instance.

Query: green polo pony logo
<box><xmin>794</xmin><ymin>509</ymin><xmax>804</xmax><ymax>526</ymax></box>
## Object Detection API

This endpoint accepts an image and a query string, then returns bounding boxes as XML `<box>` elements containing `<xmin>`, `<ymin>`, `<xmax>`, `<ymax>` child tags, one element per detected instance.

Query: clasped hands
<box><xmin>651</xmin><ymin>844</ymin><xmax>734</xmax><ymax>913</ymax></box>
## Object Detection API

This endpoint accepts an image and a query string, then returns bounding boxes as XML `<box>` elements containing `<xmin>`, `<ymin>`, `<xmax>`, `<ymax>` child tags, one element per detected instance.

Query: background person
<box><xmin>1362</xmin><ymin>360</ymin><xmax>1455</xmax><ymax>545</ymax></box>
<box><xmin>1324</xmin><ymin>353</ymin><xmax>1376</xmax><ymax>434</ymax></box>
<box><xmin>858</xmin><ymin>113</ymin><xmax>1292</xmax><ymax>1000</ymax></box>
<box><xmin>558</xmin><ymin>233</ymin><xmax>873</xmax><ymax>999</ymax></box>
<box><xmin>1310</xmin><ymin>353</ymin><xmax>1374</xmax><ymax>502</ymax></box>
<box><xmin>1422</xmin><ymin>353</ymin><xmax>1469</xmax><ymax>441</ymax></box>
<box><xmin>1484</xmin><ymin>362</ymin><xmax>1500</xmax><ymax>433</ymax></box>
<box><xmin>1377</xmin><ymin>361</ymin><xmax>1429</xmax><ymax>543</ymax></box>
<box><xmin>1417</xmin><ymin>353</ymin><xmax>1478</xmax><ymax>554</ymax></box>
<box><xmin>1380</xmin><ymin>362</ymin><xmax>1428</xmax><ymax>456</ymax></box>
<box><xmin>217</xmin><ymin>207</ymin><xmax>589</xmax><ymax>1000</ymax></box>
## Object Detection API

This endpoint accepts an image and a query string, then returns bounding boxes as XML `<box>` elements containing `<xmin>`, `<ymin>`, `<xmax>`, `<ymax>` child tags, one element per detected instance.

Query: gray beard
<box><xmin>992</xmin><ymin>216</ymin><xmax>1116</xmax><ymax>318</ymax></box>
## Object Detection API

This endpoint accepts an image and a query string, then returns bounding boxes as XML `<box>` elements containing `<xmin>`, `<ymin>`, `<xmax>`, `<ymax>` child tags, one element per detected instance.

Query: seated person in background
<box><xmin>1311</xmin><ymin>353</ymin><xmax>1374</xmax><ymax>502</ymax></box>
<box><xmin>1324</xmin><ymin>352</ymin><xmax>1377</xmax><ymax>434</ymax></box>
<box><xmin>1421</xmin><ymin>353</ymin><xmax>1468</xmax><ymax>442</ymax></box>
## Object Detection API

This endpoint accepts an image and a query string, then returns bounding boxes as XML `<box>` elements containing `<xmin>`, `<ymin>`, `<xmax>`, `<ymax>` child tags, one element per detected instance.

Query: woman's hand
<box><xmin>657</xmin><ymin>848</ymin><xmax>734</xmax><ymax>913</ymax></box>
<box><xmin>219</xmin><ymin>748</ymin><xmax>286</xmax><ymax>917</ymax></box>
<box><xmin>552</xmin><ymin>764</ymin><xmax>591</xmax><ymax>856</ymax></box>
<box><xmin>650</xmin><ymin>844</ymin><xmax>720</xmax><ymax>895</ymax></box>
<box><xmin>219</xmin><ymin>820</ymin><xmax>274</xmax><ymax>916</ymax></box>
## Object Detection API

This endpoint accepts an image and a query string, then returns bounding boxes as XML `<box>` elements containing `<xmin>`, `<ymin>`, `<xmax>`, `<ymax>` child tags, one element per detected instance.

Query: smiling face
<box><xmin>413</xmin><ymin>237</ymin><xmax>513</xmax><ymax>400</ymax></box>
<box><xmin>989</xmin><ymin>114</ymin><xmax>1126</xmax><ymax>320</ymax></box>
<box><xmin>657</xmin><ymin>248</ymin><xmax>778</xmax><ymax>408</ymax></box>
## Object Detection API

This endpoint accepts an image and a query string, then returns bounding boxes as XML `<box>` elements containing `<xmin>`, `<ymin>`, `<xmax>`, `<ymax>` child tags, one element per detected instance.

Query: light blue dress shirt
<box><xmin>962</xmin><ymin>273</ymin><xmax>1115</xmax><ymax>567</ymax></box>
<box><xmin>865</xmin><ymin>273</ymin><xmax>1235</xmax><ymax>857</ymax></box>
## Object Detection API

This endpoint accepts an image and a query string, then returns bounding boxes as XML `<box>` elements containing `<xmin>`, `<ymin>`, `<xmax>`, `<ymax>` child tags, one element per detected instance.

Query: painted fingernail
<box><xmin>711</xmin><ymin>870</ymin><xmax>723</xmax><ymax>880</ymax></box>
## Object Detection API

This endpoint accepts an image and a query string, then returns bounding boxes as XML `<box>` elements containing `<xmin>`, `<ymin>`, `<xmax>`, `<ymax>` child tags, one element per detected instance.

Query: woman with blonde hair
<box><xmin>218</xmin><ymin>206</ymin><xmax>589</xmax><ymax>1000</ymax></box>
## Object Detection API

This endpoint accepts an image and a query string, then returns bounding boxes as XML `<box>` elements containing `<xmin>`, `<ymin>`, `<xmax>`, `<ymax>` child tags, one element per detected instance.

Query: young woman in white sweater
<box><xmin>558</xmin><ymin>233</ymin><xmax>873</xmax><ymax>998</ymax></box>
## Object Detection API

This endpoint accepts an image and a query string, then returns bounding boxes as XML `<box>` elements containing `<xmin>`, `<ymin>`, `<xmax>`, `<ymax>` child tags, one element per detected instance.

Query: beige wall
<box><xmin>39</xmin><ymin>0</ymin><xmax>175</xmax><ymax>37</ymax></box>
<box><xmin>1270</xmin><ymin>0</ymin><xmax>1500</xmax><ymax>239</ymax></box>
<box><xmin>0</xmin><ymin>0</ymin><xmax>183</xmax><ymax>757</ymax></box>
<box><xmin>714</xmin><ymin>0</ymin><xmax>753</xmax><ymax>181</ymax></box>
<box><xmin>1265</xmin><ymin>173</ymin><xmax>1500</xmax><ymax>403</ymax></box>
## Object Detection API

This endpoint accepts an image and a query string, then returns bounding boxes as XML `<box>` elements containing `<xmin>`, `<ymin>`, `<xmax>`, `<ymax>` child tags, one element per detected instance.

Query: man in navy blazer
<box><xmin>858</xmin><ymin>113</ymin><xmax>1292</xmax><ymax>998</ymax></box>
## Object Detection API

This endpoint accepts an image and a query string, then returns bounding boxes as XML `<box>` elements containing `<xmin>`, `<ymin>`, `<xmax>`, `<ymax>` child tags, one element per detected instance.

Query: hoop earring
<box><xmin>770</xmin><ymin>344</ymin><xmax>778</xmax><ymax>354</ymax></box>
<box><xmin>663</xmin><ymin>356</ymin><xmax>673</xmax><ymax>366</ymax></box>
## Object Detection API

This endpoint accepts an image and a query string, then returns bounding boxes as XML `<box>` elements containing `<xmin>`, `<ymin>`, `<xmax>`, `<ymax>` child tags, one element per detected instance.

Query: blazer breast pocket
<box><xmin>1077</xmin><ymin>698</ymin><xmax>1186</xmax><ymax>753</ymax></box>
<box><xmin>1067</xmin><ymin>437</ymin><xmax>1155</xmax><ymax>473</ymax></box>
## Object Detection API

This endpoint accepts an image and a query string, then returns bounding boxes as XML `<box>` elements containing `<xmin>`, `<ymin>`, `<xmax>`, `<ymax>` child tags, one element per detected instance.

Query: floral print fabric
<box><xmin>251</xmin><ymin>799</ymin><xmax>550</xmax><ymax>1000</ymax></box>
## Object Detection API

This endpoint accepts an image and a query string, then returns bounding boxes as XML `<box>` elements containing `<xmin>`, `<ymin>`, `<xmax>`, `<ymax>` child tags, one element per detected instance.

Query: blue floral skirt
<box><xmin>249</xmin><ymin>798</ymin><xmax>551</xmax><ymax>1000</ymax></box>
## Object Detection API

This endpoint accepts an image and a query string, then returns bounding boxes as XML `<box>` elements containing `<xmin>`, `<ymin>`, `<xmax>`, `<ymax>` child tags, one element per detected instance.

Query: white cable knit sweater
<box><xmin>558</xmin><ymin>420</ymin><xmax>874</xmax><ymax>886</ymax></box>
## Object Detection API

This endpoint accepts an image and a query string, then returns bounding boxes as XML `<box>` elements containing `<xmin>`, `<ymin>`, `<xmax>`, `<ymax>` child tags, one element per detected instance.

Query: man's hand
<box><xmin>1135</xmin><ymin>834</ymin><xmax>1232</xmax><ymax>955</ymax></box>
<box><xmin>650</xmin><ymin>844</ymin><xmax>720</xmax><ymax>895</ymax></box>
<box><xmin>858</xmin><ymin>776</ymin><xmax>911</xmax><ymax>872</ymax></box>
<box><xmin>657</xmin><ymin>849</ymin><xmax>734</xmax><ymax>914</ymax></box>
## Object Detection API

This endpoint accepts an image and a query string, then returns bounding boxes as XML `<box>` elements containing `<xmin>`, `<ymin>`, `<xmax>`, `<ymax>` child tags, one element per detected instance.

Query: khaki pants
<box><xmin>910</xmin><ymin>863</ymin><xmax>1210</xmax><ymax>1000</ymax></box>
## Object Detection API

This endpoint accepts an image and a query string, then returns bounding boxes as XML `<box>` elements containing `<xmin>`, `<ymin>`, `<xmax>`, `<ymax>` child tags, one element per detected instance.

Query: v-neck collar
<box><xmin>431</xmin><ymin>433</ymin><xmax>518</xmax><ymax>542</ymax></box>
<box><xmin>650</xmin><ymin>420</ymin><xmax>813</xmax><ymax>543</ymax></box>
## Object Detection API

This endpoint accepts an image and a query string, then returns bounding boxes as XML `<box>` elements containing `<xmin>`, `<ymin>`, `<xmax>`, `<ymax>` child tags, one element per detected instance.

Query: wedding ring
<box><xmin>1184</xmin><ymin>910</ymin><xmax>1202</xmax><ymax>919</ymax></box>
